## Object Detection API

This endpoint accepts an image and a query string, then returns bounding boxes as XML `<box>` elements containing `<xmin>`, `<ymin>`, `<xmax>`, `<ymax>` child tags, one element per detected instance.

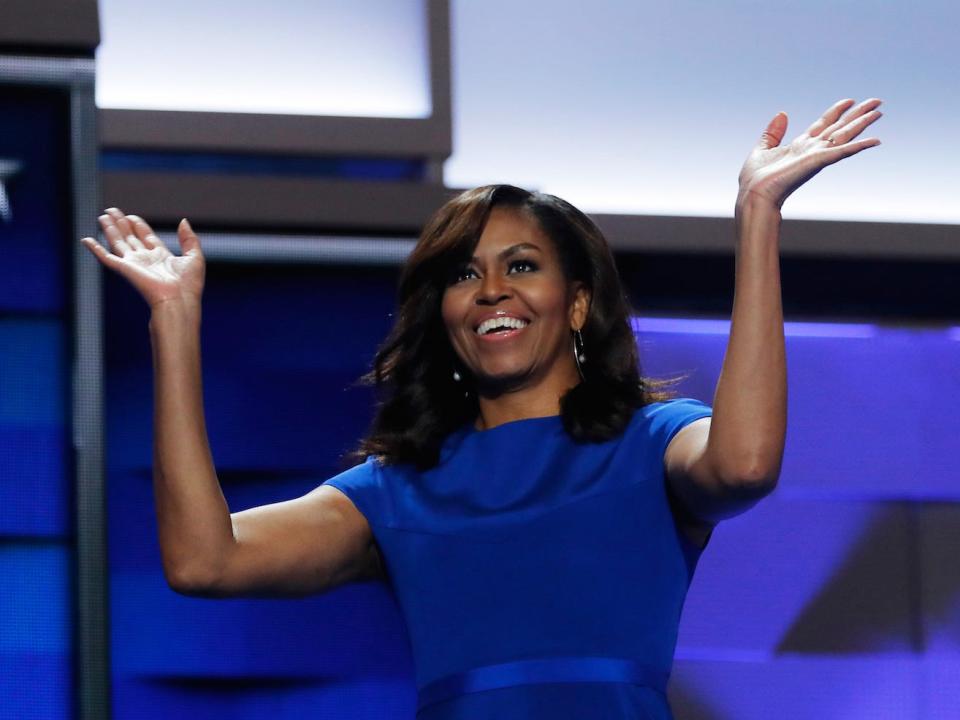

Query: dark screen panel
<box><xmin>0</xmin><ymin>81</ymin><xmax>73</xmax><ymax>720</ymax></box>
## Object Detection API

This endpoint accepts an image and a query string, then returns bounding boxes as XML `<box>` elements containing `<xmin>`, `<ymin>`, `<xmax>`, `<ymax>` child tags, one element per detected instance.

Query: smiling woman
<box><xmin>353</xmin><ymin>184</ymin><xmax>678</xmax><ymax>468</ymax></box>
<box><xmin>80</xmin><ymin>97</ymin><xmax>881</xmax><ymax>719</ymax></box>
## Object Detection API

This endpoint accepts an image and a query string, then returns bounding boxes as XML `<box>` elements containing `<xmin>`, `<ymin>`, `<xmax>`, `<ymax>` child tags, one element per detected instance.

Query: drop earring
<box><xmin>573</xmin><ymin>329</ymin><xmax>586</xmax><ymax>380</ymax></box>
<box><xmin>452</xmin><ymin>367</ymin><xmax>470</xmax><ymax>398</ymax></box>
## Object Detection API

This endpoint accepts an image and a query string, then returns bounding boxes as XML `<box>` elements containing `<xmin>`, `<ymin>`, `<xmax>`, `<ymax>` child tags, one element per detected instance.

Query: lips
<box><xmin>477</xmin><ymin>325</ymin><xmax>528</xmax><ymax>343</ymax></box>
<box><xmin>473</xmin><ymin>310</ymin><xmax>530</xmax><ymax>337</ymax></box>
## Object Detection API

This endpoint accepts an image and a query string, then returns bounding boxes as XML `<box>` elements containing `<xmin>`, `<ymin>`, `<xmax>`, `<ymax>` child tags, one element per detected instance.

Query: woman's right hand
<box><xmin>81</xmin><ymin>208</ymin><xmax>206</xmax><ymax>310</ymax></box>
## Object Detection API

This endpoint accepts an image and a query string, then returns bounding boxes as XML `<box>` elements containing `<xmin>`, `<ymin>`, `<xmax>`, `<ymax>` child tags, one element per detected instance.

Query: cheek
<box><xmin>440</xmin><ymin>291</ymin><xmax>467</xmax><ymax>342</ymax></box>
<box><xmin>529</xmin><ymin>284</ymin><xmax>572</xmax><ymax>328</ymax></box>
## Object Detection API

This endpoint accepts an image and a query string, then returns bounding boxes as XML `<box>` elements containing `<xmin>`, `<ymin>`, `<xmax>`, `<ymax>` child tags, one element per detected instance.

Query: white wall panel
<box><xmin>97</xmin><ymin>0</ymin><xmax>431</xmax><ymax>118</ymax></box>
<box><xmin>448</xmin><ymin>0</ymin><xmax>959</xmax><ymax>224</ymax></box>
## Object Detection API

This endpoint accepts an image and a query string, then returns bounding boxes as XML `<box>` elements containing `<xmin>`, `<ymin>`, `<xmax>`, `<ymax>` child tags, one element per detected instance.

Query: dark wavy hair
<box><xmin>349</xmin><ymin>184</ymin><xmax>681</xmax><ymax>470</ymax></box>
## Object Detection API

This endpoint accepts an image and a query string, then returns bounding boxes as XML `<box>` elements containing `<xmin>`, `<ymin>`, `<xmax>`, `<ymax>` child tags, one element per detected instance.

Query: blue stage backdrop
<box><xmin>0</xmin><ymin>86</ymin><xmax>75</xmax><ymax>719</ymax></box>
<box><xmin>104</xmin><ymin>255</ymin><xmax>960</xmax><ymax>719</ymax></box>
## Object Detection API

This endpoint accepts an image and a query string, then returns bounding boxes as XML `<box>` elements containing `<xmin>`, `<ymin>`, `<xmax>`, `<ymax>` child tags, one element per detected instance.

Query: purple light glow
<box><xmin>631</xmin><ymin>316</ymin><xmax>879</xmax><ymax>338</ymax></box>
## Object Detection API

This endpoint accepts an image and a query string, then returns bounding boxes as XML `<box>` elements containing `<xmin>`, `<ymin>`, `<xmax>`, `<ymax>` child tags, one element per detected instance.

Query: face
<box><xmin>441</xmin><ymin>207</ymin><xmax>589</xmax><ymax>392</ymax></box>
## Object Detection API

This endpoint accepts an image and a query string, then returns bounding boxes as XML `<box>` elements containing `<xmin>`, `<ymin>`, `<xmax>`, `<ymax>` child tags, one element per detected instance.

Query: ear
<box><xmin>568</xmin><ymin>282</ymin><xmax>591</xmax><ymax>331</ymax></box>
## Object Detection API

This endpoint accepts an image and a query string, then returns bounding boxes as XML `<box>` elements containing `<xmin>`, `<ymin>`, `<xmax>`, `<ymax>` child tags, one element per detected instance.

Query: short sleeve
<box><xmin>642</xmin><ymin>397</ymin><xmax>713</xmax><ymax>461</ymax></box>
<box><xmin>321</xmin><ymin>456</ymin><xmax>390</xmax><ymax>526</ymax></box>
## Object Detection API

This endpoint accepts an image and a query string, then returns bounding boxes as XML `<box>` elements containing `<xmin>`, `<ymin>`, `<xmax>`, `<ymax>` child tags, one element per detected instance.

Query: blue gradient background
<box><xmin>0</xmin><ymin>88</ymin><xmax>74</xmax><ymax>720</ymax></box>
<box><xmin>99</xmin><ymin>260</ymin><xmax>960</xmax><ymax>718</ymax></box>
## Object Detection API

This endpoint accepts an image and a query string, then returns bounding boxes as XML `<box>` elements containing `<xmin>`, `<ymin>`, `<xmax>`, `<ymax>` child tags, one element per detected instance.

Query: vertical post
<box><xmin>70</xmin><ymin>60</ymin><xmax>109</xmax><ymax>720</ymax></box>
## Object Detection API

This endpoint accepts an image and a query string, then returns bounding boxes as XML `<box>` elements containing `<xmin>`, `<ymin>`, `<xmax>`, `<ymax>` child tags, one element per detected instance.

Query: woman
<box><xmin>82</xmin><ymin>98</ymin><xmax>882</xmax><ymax>718</ymax></box>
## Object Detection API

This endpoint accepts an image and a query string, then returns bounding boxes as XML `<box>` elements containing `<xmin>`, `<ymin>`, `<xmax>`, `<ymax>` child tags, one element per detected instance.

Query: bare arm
<box><xmin>665</xmin><ymin>98</ymin><xmax>883</xmax><ymax>525</ymax></box>
<box><xmin>83</xmin><ymin>210</ymin><xmax>378</xmax><ymax>596</ymax></box>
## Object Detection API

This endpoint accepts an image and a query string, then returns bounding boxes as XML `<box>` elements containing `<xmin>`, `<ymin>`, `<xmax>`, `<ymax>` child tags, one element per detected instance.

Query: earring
<box><xmin>573</xmin><ymin>329</ymin><xmax>586</xmax><ymax>380</ymax></box>
<box><xmin>452</xmin><ymin>367</ymin><xmax>470</xmax><ymax>398</ymax></box>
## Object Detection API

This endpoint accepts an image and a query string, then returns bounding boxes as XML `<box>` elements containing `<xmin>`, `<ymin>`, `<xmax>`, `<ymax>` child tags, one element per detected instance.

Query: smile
<box><xmin>475</xmin><ymin>316</ymin><xmax>530</xmax><ymax>336</ymax></box>
<box><xmin>477</xmin><ymin>325</ymin><xmax>528</xmax><ymax>343</ymax></box>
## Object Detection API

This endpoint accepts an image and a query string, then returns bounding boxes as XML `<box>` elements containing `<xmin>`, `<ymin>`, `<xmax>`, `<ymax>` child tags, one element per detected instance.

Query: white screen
<box><xmin>447</xmin><ymin>0</ymin><xmax>959</xmax><ymax>224</ymax></box>
<box><xmin>96</xmin><ymin>0</ymin><xmax>431</xmax><ymax>118</ymax></box>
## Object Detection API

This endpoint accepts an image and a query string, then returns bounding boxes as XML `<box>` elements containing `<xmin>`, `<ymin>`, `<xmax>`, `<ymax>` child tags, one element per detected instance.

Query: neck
<box><xmin>474</xmin><ymin>368</ymin><xmax>580</xmax><ymax>431</ymax></box>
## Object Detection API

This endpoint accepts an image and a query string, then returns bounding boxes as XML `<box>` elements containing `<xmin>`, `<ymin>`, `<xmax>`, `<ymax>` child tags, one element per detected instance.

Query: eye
<box><xmin>508</xmin><ymin>259</ymin><xmax>538</xmax><ymax>274</ymax></box>
<box><xmin>451</xmin><ymin>265</ymin><xmax>478</xmax><ymax>284</ymax></box>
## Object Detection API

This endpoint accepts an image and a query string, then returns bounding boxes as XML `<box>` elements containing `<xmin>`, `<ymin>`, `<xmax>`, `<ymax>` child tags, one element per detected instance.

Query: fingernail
<box><xmin>181</xmin><ymin>218</ymin><xmax>193</xmax><ymax>231</ymax></box>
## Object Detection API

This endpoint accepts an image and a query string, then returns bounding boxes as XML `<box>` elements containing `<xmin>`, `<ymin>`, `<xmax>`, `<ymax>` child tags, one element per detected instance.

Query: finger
<box><xmin>126</xmin><ymin>214</ymin><xmax>163</xmax><ymax>250</ymax></box>
<box><xmin>804</xmin><ymin>98</ymin><xmax>856</xmax><ymax>138</ymax></box>
<box><xmin>80</xmin><ymin>236</ymin><xmax>126</xmax><ymax>270</ymax></box>
<box><xmin>105</xmin><ymin>207</ymin><xmax>145</xmax><ymax>251</ymax></box>
<box><xmin>827</xmin><ymin>109</ymin><xmax>882</xmax><ymax>146</ymax></box>
<box><xmin>821</xmin><ymin>98</ymin><xmax>882</xmax><ymax>143</ymax></box>
<box><xmin>821</xmin><ymin>136</ymin><xmax>882</xmax><ymax>166</ymax></box>
<box><xmin>759</xmin><ymin>111</ymin><xmax>789</xmax><ymax>149</ymax></box>
<box><xmin>177</xmin><ymin>218</ymin><xmax>203</xmax><ymax>257</ymax></box>
<box><xmin>98</xmin><ymin>214</ymin><xmax>130</xmax><ymax>257</ymax></box>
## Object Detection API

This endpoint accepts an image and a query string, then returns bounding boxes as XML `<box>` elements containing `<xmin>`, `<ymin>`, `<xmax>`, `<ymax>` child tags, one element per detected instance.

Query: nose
<box><xmin>475</xmin><ymin>273</ymin><xmax>511</xmax><ymax>305</ymax></box>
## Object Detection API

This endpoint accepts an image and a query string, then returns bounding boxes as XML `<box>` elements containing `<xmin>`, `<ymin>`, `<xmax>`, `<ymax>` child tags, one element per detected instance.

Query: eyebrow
<box><xmin>470</xmin><ymin>242</ymin><xmax>542</xmax><ymax>264</ymax></box>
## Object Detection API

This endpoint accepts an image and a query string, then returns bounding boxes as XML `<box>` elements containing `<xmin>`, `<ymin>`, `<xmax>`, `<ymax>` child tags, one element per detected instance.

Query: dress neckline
<box><xmin>467</xmin><ymin>413</ymin><xmax>563</xmax><ymax>435</ymax></box>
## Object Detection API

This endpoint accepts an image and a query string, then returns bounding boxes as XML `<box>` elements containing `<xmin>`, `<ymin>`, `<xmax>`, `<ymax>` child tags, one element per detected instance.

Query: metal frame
<box><xmin>0</xmin><ymin>55</ymin><xmax>106</xmax><ymax>720</ymax></box>
<box><xmin>157</xmin><ymin>232</ymin><xmax>416</xmax><ymax>266</ymax></box>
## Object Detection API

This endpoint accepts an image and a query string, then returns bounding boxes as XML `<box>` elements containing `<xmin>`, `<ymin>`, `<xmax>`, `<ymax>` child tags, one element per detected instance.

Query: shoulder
<box><xmin>629</xmin><ymin>397</ymin><xmax>714</xmax><ymax>453</ymax></box>
<box><xmin>321</xmin><ymin>456</ymin><xmax>404</xmax><ymax>526</ymax></box>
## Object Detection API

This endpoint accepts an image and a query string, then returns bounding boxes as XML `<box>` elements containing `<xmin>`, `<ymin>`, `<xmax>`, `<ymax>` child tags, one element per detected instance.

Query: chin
<box><xmin>473</xmin><ymin>365</ymin><xmax>536</xmax><ymax>393</ymax></box>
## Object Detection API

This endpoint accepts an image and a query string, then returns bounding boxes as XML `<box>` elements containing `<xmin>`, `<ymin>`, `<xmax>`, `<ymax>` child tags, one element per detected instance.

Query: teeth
<box><xmin>477</xmin><ymin>316</ymin><xmax>529</xmax><ymax>335</ymax></box>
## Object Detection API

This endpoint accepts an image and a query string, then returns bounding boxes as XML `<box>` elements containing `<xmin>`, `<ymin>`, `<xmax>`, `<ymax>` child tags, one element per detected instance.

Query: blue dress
<box><xmin>323</xmin><ymin>397</ymin><xmax>713</xmax><ymax>719</ymax></box>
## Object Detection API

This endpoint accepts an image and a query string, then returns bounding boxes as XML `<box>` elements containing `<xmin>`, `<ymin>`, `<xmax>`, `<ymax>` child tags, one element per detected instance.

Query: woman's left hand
<box><xmin>737</xmin><ymin>97</ymin><xmax>882</xmax><ymax>210</ymax></box>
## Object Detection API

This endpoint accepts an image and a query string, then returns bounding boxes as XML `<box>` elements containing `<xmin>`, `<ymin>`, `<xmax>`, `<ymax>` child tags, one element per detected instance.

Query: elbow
<box><xmin>717</xmin><ymin>460</ymin><xmax>780</xmax><ymax>500</ymax></box>
<box><xmin>163</xmin><ymin>561</ymin><xmax>223</xmax><ymax>597</ymax></box>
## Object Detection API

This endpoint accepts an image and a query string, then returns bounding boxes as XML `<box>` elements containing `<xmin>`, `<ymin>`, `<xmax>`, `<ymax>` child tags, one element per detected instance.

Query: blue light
<box><xmin>631</xmin><ymin>317</ymin><xmax>879</xmax><ymax>338</ymax></box>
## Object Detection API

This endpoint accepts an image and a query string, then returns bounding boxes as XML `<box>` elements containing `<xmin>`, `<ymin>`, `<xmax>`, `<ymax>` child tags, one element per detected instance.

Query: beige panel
<box><xmin>100</xmin><ymin>171</ymin><xmax>458</xmax><ymax>233</ymax></box>
<box><xmin>595</xmin><ymin>213</ymin><xmax>960</xmax><ymax>260</ymax></box>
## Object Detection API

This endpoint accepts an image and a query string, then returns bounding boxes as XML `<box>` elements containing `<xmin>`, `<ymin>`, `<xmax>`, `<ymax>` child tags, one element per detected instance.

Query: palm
<box><xmin>739</xmin><ymin>98</ymin><xmax>882</xmax><ymax>209</ymax></box>
<box><xmin>81</xmin><ymin>209</ymin><xmax>206</xmax><ymax>309</ymax></box>
<box><xmin>122</xmin><ymin>243</ymin><xmax>202</xmax><ymax>301</ymax></box>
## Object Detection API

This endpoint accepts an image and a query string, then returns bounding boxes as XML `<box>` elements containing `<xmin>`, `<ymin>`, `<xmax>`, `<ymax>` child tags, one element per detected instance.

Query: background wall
<box><xmin>1</xmin><ymin>1</ymin><xmax>958</xmax><ymax>718</ymax></box>
<box><xmin>101</xmin><ymin>267</ymin><xmax>960</xmax><ymax>719</ymax></box>
<box><xmin>0</xmin><ymin>85</ymin><xmax>75</xmax><ymax>719</ymax></box>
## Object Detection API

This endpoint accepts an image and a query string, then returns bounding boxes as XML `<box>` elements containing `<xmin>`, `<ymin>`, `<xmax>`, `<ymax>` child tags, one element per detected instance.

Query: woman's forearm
<box><xmin>706</xmin><ymin>195</ymin><xmax>787</xmax><ymax>485</ymax></box>
<box><xmin>149</xmin><ymin>299</ymin><xmax>235</xmax><ymax>589</ymax></box>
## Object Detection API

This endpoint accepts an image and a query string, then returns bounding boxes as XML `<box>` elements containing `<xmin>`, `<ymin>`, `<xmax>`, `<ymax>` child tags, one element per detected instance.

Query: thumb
<box><xmin>177</xmin><ymin>218</ymin><xmax>203</xmax><ymax>257</ymax></box>
<box><xmin>759</xmin><ymin>111</ymin><xmax>789</xmax><ymax>149</ymax></box>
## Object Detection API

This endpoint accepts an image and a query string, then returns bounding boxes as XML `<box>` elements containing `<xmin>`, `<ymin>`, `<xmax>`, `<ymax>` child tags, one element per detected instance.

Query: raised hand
<box><xmin>738</xmin><ymin>98</ymin><xmax>883</xmax><ymax>210</ymax></box>
<box><xmin>80</xmin><ymin>209</ymin><xmax>206</xmax><ymax>310</ymax></box>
